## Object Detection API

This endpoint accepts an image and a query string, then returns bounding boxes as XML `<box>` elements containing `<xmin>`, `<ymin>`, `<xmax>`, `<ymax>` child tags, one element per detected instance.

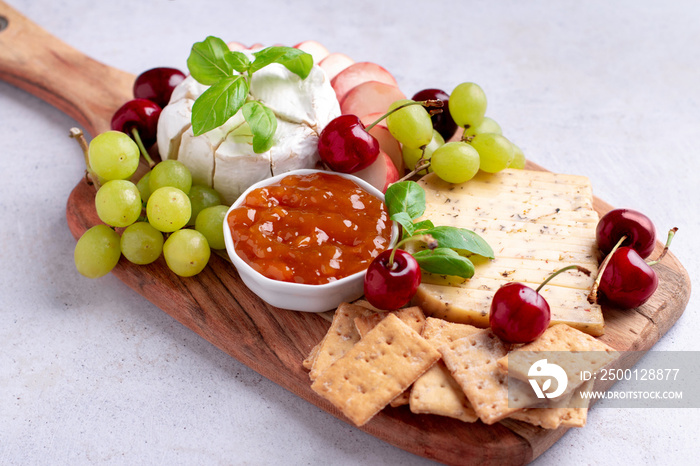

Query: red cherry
<box><xmin>596</xmin><ymin>208</ymin><xmax>656</xmax><ymax>259</ymax></box>
<box><xmin>133</xmin><ymin>67</ymin><xmax>186</xmax><ymax>108</ymax></box>
<box><xmin>111</xmin><ymin>98</ymin><xmax>162</xmax><ymax>147</ymax></box>
<box><xmin>412</xmin><ymin>88</ymin><xmax>457</xmax><ymax>141</ymax></box>
<box><xmin>489</xmin><ymin>282</ymin><xmax>551</xmax><ymax>344</ymax></box>
<box><xmin>364</xmin><ymin>249</ymin><xmax>422</xmax><ymax>311</ymax></box>
<box><xmin>318</xmin><ymin>115</ymin><xmax>380</xmax><ymax>173</ymax></box>
<box><xmin>598</xmin><ymin>247</ymin><xmax>658</xmax><ymax>309</ymax></box>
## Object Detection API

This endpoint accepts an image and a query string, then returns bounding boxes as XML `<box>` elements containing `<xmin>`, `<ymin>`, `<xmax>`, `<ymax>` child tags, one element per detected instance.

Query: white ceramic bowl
<box><xmin>223</xmin><ymin>169</ymin><xmax>399</xmax><ymax>312</ymax></box>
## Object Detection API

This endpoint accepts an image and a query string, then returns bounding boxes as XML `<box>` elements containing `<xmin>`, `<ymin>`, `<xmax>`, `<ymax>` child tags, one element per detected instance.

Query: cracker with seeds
<box><xmin>354</xmin><ymin>306</ymin><xmax>426</xmax><ymax>338</ymax></box>
<box><xmin>311</xmin><ymin>313</ymin><xmax>441</xmax><ymax>426</ymax></box>
<box><xmin>308</xmin><ymin>302</ymin><xmax>371</xmax><ymax>381</ymax></box>
<box><xmin>408</xmin><ymin>319</ymin><xmax>481</xmax><ymax>422</ymax></box>
<box><xmin>439</xmin><ymin>330</ymin><xmax>539</xmax><ymax>425</ymax></box>
<box><xmin>302</xmin><ymin>342</ymin><xmax>321</xmax><ymax>371</ymax></box>
<box><xmin>508</xmin><ymin>379</ymin><xmax>594</xmax><ymax>429</ymax></box>
<box><xmin>497</xmin><ymin>324</ymin><xmax>617</xmax><ymax>399</ymax></box>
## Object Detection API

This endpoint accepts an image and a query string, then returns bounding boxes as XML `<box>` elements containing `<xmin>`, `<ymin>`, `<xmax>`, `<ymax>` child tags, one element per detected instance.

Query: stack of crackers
<box><xmin>304</xmin><ymin>302</ymin><xmax>618</xmax><ymax>429</ymax></box>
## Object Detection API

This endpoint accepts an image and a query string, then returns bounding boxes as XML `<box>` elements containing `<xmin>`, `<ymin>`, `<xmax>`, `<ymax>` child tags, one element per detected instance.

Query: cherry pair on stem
<box><xmin>110</xmin><ymin>67</ymin><xmax>186</xmax><ymax>167</ymax></box>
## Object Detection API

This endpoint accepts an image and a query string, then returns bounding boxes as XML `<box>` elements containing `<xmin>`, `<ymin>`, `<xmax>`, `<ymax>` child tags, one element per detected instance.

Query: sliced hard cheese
<box><xmin>414</xmin><ymin>169</ymin><xmax>604</xmax><ymax>336</ymax></box>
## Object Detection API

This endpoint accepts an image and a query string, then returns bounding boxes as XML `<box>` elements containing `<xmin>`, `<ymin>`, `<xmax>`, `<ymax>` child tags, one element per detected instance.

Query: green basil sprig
<box><xmin>186</xmin><ymin>36</ymin><xmax>313</xmax><ymax>152</ymax></box>
<box><xmin>385</xmin><ymin>180</ymin><xmax>494</xmax><ymax>279</ymax></box>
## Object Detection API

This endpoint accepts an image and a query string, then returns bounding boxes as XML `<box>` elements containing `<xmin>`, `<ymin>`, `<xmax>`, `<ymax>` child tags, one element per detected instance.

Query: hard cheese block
<box><xmin>413</xmin><ymin>169</ymin><xmax>604</xmax><ymax>336</ymax></box>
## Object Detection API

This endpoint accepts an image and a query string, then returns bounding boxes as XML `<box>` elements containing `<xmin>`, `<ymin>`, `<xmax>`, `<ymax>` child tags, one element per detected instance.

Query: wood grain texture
<box><xmin>0</xmin><ymin>1</ymin><xmax>133</xmax><ymax>136</ymax></box>
<box><xmin>3</xmin><ymin>1</ymin><xmax>691</xmax><ymax>463</ymax></box>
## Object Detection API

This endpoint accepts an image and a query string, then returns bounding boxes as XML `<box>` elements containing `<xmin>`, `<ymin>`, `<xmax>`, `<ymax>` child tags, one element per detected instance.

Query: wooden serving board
<box><xmin>0</xmin><ymin>3</ymin><xmax>691</xmax><ymax>464</ymax></box>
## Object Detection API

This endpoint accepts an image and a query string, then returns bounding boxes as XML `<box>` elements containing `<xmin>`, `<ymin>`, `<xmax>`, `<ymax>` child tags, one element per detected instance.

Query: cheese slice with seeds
<box><xmin>413</xmin><ymin>169</ymin><xmax>604</xmax><ymax>336</ymax></box>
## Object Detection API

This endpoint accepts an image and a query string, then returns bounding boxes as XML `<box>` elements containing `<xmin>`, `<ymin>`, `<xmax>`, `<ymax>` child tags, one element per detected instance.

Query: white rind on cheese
<box><xmin>213</xmin><ymin>123</ymin><xmax>272</xmax><ymax>204</ymax></box>
<box><xmin>269</xmin><ymin>120</ymin><xmax>320</xmax><ymax>176</ymax></box>
<box><xmin>178</xmin><ymin>112</ymin><xmax>246</xmax><ymax>188</ymax></box>
<box><xmin>168</xmin><ymin>74</ymin><xmax>209</xmax><ymax>104</ymax></box>
<box><xmin>157</xmin><ymin>98</ymin><xmax>194</xmax><ymax>161</ymax></box>
<box><xmin>156</xmin><ymin>46</ymin><xmax>340</xmax><ymax>204</ymax></box>
<box><xmin>413</xmin><ymin>169</ymin><xmax>605</xmax><ymax>336</ymax></box>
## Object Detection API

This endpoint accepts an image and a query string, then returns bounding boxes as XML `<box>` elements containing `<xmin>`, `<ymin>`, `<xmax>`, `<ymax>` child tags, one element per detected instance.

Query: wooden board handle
<box><xmin>0</xmin><ymin>1</ymin><xmax>134</xmax><ymax>136</ymax></box>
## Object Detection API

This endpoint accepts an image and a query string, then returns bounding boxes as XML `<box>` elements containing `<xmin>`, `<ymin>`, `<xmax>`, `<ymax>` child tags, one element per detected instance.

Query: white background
<box><xmin>1</xmin><ymin>0</ymin><xmax>699</xmax><ymax>464</ymax></box>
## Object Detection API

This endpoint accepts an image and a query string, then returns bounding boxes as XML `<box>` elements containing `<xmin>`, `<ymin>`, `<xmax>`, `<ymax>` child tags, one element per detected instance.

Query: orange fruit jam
<box><xmin>227</xmin><ymin>172</ymin><xmax>393</xmax><ymax>285</ymax></box>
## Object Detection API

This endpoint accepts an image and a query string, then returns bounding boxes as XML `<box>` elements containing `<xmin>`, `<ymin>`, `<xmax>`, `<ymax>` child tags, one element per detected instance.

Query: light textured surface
<box><xmin>1</xmin><ymin>0</ymin><xmax>699</xmax><ymax>464</ymax></box>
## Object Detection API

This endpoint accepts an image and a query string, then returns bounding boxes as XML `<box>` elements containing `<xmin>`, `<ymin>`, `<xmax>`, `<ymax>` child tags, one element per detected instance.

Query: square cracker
<box><xmin>354</xmin><ymin>306</ymin><xmax>426</xmax><ymax>338</ymax></box>
<box><xmin>309</xmin><ymin>302</ymin><xmax>370</xmax><ymax>381</ymax></box>
<box><xmin>408</xmin><ymin>318</ymin><xmax>481</xmax><ymax>422</ymax></box>
<box><xmin>439</xmin><ymin>330</ymin><xmax>539</xmax><ymax>425</ymax></box>
<box><xmin>497</xmin><ymin>324</ymin><xmax>618</xmax><ymax>399</ymax></box>
<box><xmin>508</xmin><ymin>379</ymin><xmax>595</xmax><ymax>429</ymax></box>
<box><xmin>409</xmin><ymin>361</ymin><xmax>478</xmax><ymax>422</ymax></box>
<box><xmin>311</xmin><ymin>313</ymin><xmax>440</xmax><ymax>426</ymax></box>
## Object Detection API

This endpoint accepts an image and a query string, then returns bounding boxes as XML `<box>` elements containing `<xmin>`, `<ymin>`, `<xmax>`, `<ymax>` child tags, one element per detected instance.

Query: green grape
<box><xmin>430</xmin><ymin>142</ymin><xmax>480</xmax><ymax>184</ymax></box>
<box><xmin>470</xmin><ymin>133</ymin><xmax>514</xmax><ymax>173</ymax></box>
<box><xmin>163</xmin><ymin>229</ymin><xmax>211</xmax><ymax>277</ymax></box>
<box><xmin>187</xmin><ymin>185</ymin><xmax>223</xmax><ymax>226</ymax></box>
<box><xmin>74</xmin><ymin>224</ymin><xmax>121</xmax><ymax>278</ymax></box>
<box><xmin>146</xmin><ymin>187</ymin><xmax>191</xmax><ymax>232</ymax></box>
<box><xmin>509</xmin><ymin>144</ymin><xmax>526</xmax><ymax>169</ymax></box>
<box><xmin>195</xmin><ymin>205</ymin><xmax>229</xmax><ymax>250</ymax></box>
<box><xmin>88</xmin><ymin>131</ymin><xmax>140</xmax><ymax>181</ymax></box>
<box><xmin>95</xmin><ymin>180</ymin><xmax>142</xmax><ymax>228</ymax></box>
<box><xmin>448</xmin><ymin>82</ymin><xmax>487</xmax><ymax>129</ymax></box>
<box><xmin>402</xmin><ymin>130</ymin><xmax>444</xmax><ymax>175</ymax></box>
<box><xmin>120</xmin><ymin>221</ymin><xmax>164</xmax><ymax>265</ymax></box>
<box><xmin>463</xmin><ymin>116</ymin><xmax>502</xmax><ymax>138</ymax></box>
<box><xmin>149</xmin><ymin>160</ymin><xmax>192</xmax><ymax>194</ymax></box>
<box><xmin>136</xmin><ymin>171</ymin><xmax>152</xmax><ymax>203</ymax></box>
<box><xmin>385</xmin><ymin>99</ymin><xmax>433</xmax><ymax>149</ymax></box>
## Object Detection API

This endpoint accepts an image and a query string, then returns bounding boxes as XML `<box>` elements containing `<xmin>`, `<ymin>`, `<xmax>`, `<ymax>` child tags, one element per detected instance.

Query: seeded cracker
<box><xmin>409</xmin><ymin>319</ymin><xmax>481</xmax><ymax>422</ymax></box>
<box><xmin>508</xmin><ymin>379</ymin><xmax>594</xmax><ymax>429</ymax></box>
<box><xmin>308</xmin><ymin>302</ymin><xmax>371</xmax><ymax>381</ymax></box>
<box><xmin>354</xmin><ymin>307</ymin><xmax>427</xmax><ymax>407</ymax></box>
<box><xmin>354</xmin><ymin>306</ymin><xmax>426</xmax><ymax>338</ymax></box>
<box><xmin>439</xmin><ymin>330</ymin><xmax>539</xmax><ymax>425</ymax></box>
<box><xmin>497</xmin><ymin>324</ymin><xmax>618</xmax><ymax>399</ymax></box>
<box><xmin>311</xmin><ymin>313</ymin><xmax>440</xmax><ymax>427</ymax></box>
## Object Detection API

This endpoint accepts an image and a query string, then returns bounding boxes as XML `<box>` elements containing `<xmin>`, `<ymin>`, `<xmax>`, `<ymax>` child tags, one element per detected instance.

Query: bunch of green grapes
<box><xmin>74</xmin><ymin>131</ymin><xmax>228</xmax><ymax>279</ymax></box>
<box><xmin>386</xmin><ymin>83</ymin><xmax>526</xmax><ymax>184</ymax></box>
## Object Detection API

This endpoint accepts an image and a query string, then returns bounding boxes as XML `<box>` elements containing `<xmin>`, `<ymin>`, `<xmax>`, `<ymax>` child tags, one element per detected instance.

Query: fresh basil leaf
<box><xmin>187</xmin><ymin>36</ymin><xmax>235</xmax><ymax>85</ymax></box>
<box><xmin>250</xmin><ymin>46</ymin><xmax>313</xmax><ymax>79</ymax></box>
<box><xmin>241</xmin><ymin>101</ymin><xmax>277</xmax><ymax>153</ymax></box>
<box><xmin>384</xmin><ymin>181</ymin><xmax>426</xmax><ymax>220</ymax></box>
<box><xmin>224</xmin><ymin>51</ymin><xmax>251</xmax><ymax>73</ymax></box>
<box><xmin>191</xmin><ymin>76</ymin><xmax>249</xmax><ymax>136</ymax></box>
<box><xmin>412</xmin><ymin>219</ymin><xmax>434</xmax><ymax>233</ymax></box>
<box><xmin>422</xmin><ymin>226</ymin><xmax>495</xmax><ymax>259</ymax></box>
<box><xmin>413</xmin><ymin>248</ymin><xmax>475</xmax><ymax>278</ymax></box>
<box><xmin>390</xmin><ymin>212</ymin><xmax>416</xmax><ymax>237</ymax></box>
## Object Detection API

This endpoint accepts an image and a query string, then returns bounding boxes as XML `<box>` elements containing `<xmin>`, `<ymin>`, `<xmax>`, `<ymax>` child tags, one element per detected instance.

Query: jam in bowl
<box><xmin>223</xmin><ymin>169</ymin><xmax>398</xmax><ymax>312</ymax></box>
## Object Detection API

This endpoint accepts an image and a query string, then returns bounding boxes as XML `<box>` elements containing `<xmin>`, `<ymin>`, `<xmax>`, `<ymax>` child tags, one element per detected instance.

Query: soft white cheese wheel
<box><xmin>157</xmin><ymin>98</ymin><xmax>193</xmax><ymax>161</ymax></box>
<box><xmin>178</xmin><ymin>112</ymin><xmax>246</xmax><ymax>187</ymax></box>
<box><xmin>156</xmin><ymin>48</ymin><xmax>340</xmax><ymax>205</ymax></box>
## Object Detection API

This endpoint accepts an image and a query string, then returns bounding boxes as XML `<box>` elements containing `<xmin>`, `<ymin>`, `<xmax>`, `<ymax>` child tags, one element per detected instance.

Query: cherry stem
<box><xmin>535</xmin><ymin>265</ymin><xmax>591</xmax><ymax>293</ymax></box>
<box><xmin>131</xmin><ymin>127</ymin><xmax>156</xmax><ymax>168</ymax></box>
<box><xmin>69</xmin><ymin>127</ymin><xmax>101</xmax><ymax>189</ymax></box>
<box><xmin>588</xmin><ymin>235</ymin><xmax>627</xmax><ymax>304</ymax></box>
<box><xmin>646</xmin><ymin>227</ymin><xmax>678</xmax><ymax>266</ymax></box>
<box><xmin>388</xmin><ymin>234</ymin><xmax>437</xmax><ymax>267</ymax></box>
<box><xmin>365</xmin><ymin>99</ymin><xmax>443</xmax><ymax>132</ymax></box>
